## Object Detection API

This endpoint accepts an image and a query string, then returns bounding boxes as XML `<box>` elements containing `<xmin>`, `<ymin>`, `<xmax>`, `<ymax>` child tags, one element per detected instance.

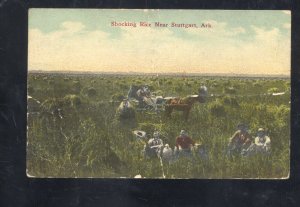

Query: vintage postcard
<box><xmin>27</xmin><ymin>9</ymin><xmax>291</xmax><ymax>178</ymax></box>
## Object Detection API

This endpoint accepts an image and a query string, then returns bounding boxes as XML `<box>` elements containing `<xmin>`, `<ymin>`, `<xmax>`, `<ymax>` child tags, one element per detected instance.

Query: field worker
<box><xmin>117</xmin><ymin>99</ymin><xmax>135</xmax><ymax>120</ymax></box>
<box><xmin>175</xmin><ymin>130</ymin><xmax>195</xmax><ymax>157</ymax></box>
<box><xmin>136</xmin><ymin>86</ymin><xmax>148</xmax><ymax>107</ymax></box>
<box><xmin>227</xmin><ymin>123</ymin><xmax>252</xmax><ymax>156</ymax></box>
<box><xmin>254</xmin><ymin>128</ymin><xmax>271</xmax><ymax>153</ymax></box>
<box><xmin>144</xmin><ymin>131</ymin><xmax>164</xmax><ymax>158</ymax></box>
<box><xmin>118</xmin><ymin>99</ymin><xmax>129</xmax><ymax>114</ymax></box>
<box><xmin>122</xmin><ymin>99</ymin><xmax>129</xmax><ymax>108</ymax></box>
<box><xmin>136</xmin><ymin>86</ymin><xmax>145</xmax><ymax>97</ymax></box>
<box><xmin>143</xmin><ymin>86</ymin><xmax>151</xmax><ymax>97</ymax></box>
<box><xmin>198</xmin><ymin>84</ymin><xmax>208</xmax><ymax>103</ymax></box>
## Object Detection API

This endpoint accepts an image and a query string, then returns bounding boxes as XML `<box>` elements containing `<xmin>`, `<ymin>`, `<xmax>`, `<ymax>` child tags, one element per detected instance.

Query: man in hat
<box><xmin>117</xmin><ymin>99</ymin><xmax>135</xmax><ymax>120</ymax></box>
<box><xmin>228</xmin><ymin>123</ymin><xmax>252</xmax><ymax>156</ymax></box>
<box><xmin>254</xmin><ymin>128</ymin><xmax>271</xmax><ymax>153</ymax></box>
<box><xmin>144</xmin><ymin>131</ymin><xmax>164</xmax><ymax>158</ymax></box>
<box><xmin>198</xmin><ymin>84</ymin><xmax>208</xmax><ymax>103</ymax></box>
<box><xmin>175</xmin><ymin>130</ymin><xmax>195</xmax><ymax>157</ymax></box>
<box><xmin>136</xmin><ymin>86</ymin><xmax>150</xmax><ymax>107</ymax></box>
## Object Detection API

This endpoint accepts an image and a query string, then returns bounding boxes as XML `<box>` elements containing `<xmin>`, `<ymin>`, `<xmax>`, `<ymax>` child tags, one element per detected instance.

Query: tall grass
<box><xmin>27</xmin><ymin>74</ymin><xmax>290</xmax><ymax>178</ymax></box>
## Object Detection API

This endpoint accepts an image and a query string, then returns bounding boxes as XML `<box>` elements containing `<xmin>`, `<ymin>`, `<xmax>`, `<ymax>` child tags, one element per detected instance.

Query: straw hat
<box><xmin>258</xmin><ymin>128</ymin><xmax>265</xmax><ymax>132</ymax></box>
<box><xmin>180</xmin><ymin>130</ymin><xmax>187</xmax><ymax>136</ymax></box>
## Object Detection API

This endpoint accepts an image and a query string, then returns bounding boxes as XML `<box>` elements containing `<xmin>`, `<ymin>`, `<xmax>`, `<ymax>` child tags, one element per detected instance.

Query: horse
<box><xmin>164</xmin><ymin>95</ymin><xmax>201</xmax><ymax>120</ymax></box>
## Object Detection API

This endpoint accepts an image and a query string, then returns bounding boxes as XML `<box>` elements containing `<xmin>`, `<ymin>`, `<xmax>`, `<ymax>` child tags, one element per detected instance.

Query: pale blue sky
<box><xmin>28</xmin><ymin>9</ymin><xmax>291</xmax><ymax>75</ymax></box>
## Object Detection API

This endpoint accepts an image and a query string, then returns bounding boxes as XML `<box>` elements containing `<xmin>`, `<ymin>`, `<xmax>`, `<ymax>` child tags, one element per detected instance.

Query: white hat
<box><xmin>258</xmin><ymin>128</ymin><xmax>265</xmax><ymax>132</ymax></box>
<box><xmin>133</xmin><ymin>130</ymin><xmax>146</xmax><ymax>139</ymax></box>
<box><xmin>180</xmin><ymin>130</ymin><xmax>187</xmax><ymax>136</ymax></box>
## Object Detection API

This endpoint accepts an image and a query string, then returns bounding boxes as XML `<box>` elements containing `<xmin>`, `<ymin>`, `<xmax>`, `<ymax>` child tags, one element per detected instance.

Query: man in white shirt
<box><xmin>144</xmin><ymin>131</ymin><xmax>164</xmax><ymax>158</ymax></box>
<box><xmin>254</xmin><ymin>128</ymin><xmax>271</xmax><ymax>153</ymax></box>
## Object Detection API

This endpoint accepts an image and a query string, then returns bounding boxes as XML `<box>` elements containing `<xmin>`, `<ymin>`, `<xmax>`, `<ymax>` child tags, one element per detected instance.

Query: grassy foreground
<box><xmin>27</xmin><ymin>73</ymin><xmax>290</xmax><ymax>178</ymax></box>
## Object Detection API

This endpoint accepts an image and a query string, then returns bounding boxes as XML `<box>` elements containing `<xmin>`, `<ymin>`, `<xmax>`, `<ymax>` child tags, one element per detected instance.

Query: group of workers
<box><xmin>143</xmin><ymin>129</ymin><xmax>199</xmax><ymax>160</ymax></box>
<box><xmin>143</xmin><ymin>123</ymin><xmax>271</xmax><ymax>161</ymax></box>
<box><xmin>130</xmin><ymin>84</ymin><xmax>208</xmax><ymax>107</ymax></box>
<box><xmin>127</xmin><ymin>84</ymin><xmax>271</xmax><ymax>160</ymax></box>
<box><xmin>228</xmin><ymin>123</ymin><xmax>271</xmax><ymax>156</ymax></box>
<box><xmin>127</xmin><ymin>85</ymin><xmax>151</xmax><ymax>107</ymax></box>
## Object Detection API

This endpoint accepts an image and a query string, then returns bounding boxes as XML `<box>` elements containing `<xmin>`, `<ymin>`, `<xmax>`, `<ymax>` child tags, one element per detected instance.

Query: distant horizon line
<box><xmin>28</xmin><ymin>69</ymin><xmax>290</xmax><ymax>78</ymax></box>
